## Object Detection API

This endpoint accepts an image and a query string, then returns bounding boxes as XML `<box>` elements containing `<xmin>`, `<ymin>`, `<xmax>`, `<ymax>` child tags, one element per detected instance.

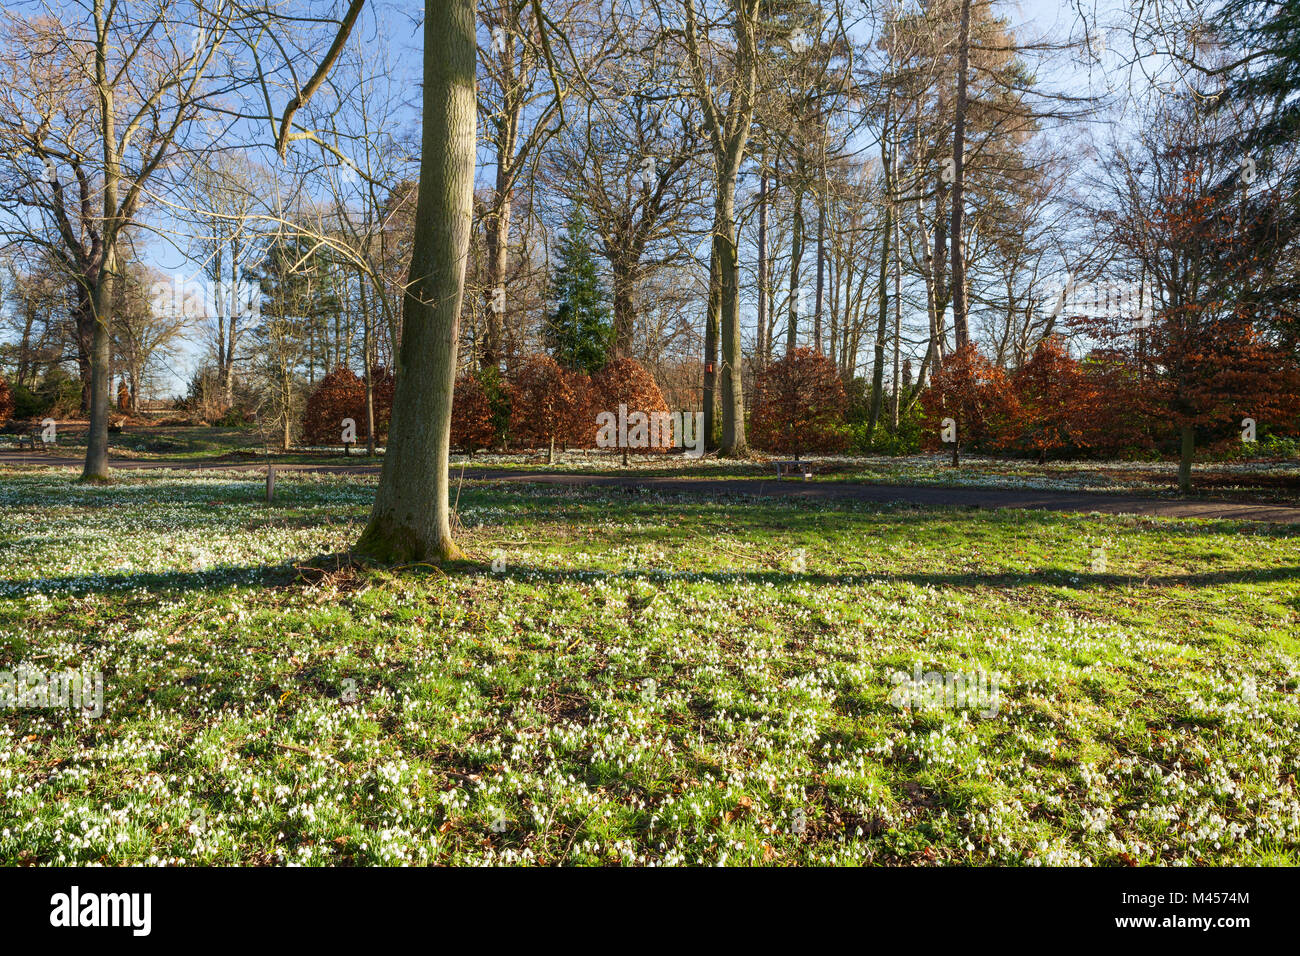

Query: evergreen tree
<box><xmin>545</xmin><ymin>207</ymin><xmax>612</xmax><ymax>375</ymax></box>
<box><xmin>1211</xmin><ymin>0</ymin><xmax>1300</xmax><ymax>341</ymax></box>
<box><xmin>1215</xmin><ymin>0</ymin><xmax>1300</xmax><ymax>172</ymax></box>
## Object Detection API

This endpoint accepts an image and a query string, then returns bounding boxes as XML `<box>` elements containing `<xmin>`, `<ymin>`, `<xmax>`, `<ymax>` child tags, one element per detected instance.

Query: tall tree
<box><xmin>545</xmin><ymin>19</ymin><xmax>706</xmax><ymax>361</ymax></box>
<box><xmin>676</xmin><ymin>0</ymin><xmax>760</xmax><ymax>456</ymax></box>
<box><xmin>354</xmin><ymin>0</ymin><xmax>476</xmax><ymax>562</ymax></box>
<box><xmin>545</xmin><ymin>206</ymin><xmax>613</xmax><ymax>374</ymax></box>
<box><xmin>477</xmin><ymin>0</ymin><xmax>584</xmax><ymax>371</ymax></box>
<box><xmin>0</xmin><ymin>1</ymin><xmax>250</xmax><ymax>480</ymax></box>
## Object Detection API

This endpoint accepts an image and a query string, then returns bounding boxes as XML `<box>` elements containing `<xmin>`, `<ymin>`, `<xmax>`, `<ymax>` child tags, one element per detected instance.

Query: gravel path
<box><xmin>5</xmin><ymin>452</ymin><xmax>1299</xmax><ymax>524</ymax></box>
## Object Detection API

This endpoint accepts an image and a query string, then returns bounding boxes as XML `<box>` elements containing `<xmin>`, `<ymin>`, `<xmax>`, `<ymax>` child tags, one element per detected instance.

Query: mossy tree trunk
<box><xmin>355</xmin><ymin>0</ymin><xmax>474</xmax><ymax>564</ymax></box>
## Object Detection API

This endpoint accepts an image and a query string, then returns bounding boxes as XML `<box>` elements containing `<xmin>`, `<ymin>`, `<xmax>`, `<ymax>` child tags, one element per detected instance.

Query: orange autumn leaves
<box><xmin>923</xmin><ymin>334</ymin><xmax>1300</xmax><ymax>459</ymax></box>
<box><xmin>459</xmin><ymin>354</ymin><xmax>670</xmax><ymax>453</ymax></box>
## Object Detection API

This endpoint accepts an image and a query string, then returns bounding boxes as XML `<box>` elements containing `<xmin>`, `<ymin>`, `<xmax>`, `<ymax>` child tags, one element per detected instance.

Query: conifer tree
<box><xmin>545</xmin><ymin>207</ymin><xmax>613</xmax><ymax>375</ymax></box>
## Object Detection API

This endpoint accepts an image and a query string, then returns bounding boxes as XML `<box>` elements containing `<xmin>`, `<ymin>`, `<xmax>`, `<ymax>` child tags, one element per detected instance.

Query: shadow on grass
<box><xmin>454</xmin><ymin>563</ymin><xmax>1300</xmax><ymax>591</ymax></box>
<box><xmin>0</xmin><ymin>563</ymin><xmax>300</xmax><ymax>600</ymax></box>
<box><xmin>4</xmin><ymin>555</ymin><xmax>1298</xmax><ymax>602</ymax></box>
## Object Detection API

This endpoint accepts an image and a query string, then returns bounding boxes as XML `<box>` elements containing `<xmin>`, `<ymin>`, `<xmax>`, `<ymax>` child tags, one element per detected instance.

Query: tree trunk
<box><xmin>704</xmin><ymin>249</ymin><xmax>719</xmax><ymax>452</ymax></box>
<box><xmin>355</xmin><ymin>0</ymin><xmax>475</xmax><ymax>564</ymax></box>
<box><xmin>717</xmin><ymin>176</ymin><xmax>746</xmax><ymax>456</ymax></box>
<box><xmin>281</xmin><ymin>375</ymin><xmax>292</xmax><ymax>452</ymax></box>
<box><xmin>814</xmin><ymin>200</ymin><xmax>825</xmax><ymax>354</ymax></box>
<box><xmin>224</xmin><ymin>251</ymin><xmax>239</xmax><ymax>409</ymax></box>
<box><xmin>949</xmin><ymin>0</ymin><xmax>972</xmax><ymax>351</ymax></box>
<box><xmin>612</xmin><ymin>258</ymin><xmax>635</xmax><ymax>358</ymax></box>
<box><xmin>756</xmin><ymin>171</ymin><xmax>768</xmax><ymax>366</ymax></box>
<box><xmin>74</xmin><ymin>289</ymin><xmax>95</xmax><ymax>415</ymax></box>
<box><xmin>83</xmin><ymin>71</ymin><xmax>116</xmax><ymax>482</ymax></box>
<box><xmin>482</xmin><ymin>189</ymin><xmax>510</xmax><ymax>369</ymax></box>
<box><xmin>361</xmin><ymin>274</ymin><xmax>376</xmax><ymax>456</ymax></box>
<box><xmin>84</xmin><ymin>254</ymin><xmax>113</xmax><ymax>481</ymax></box>
<box><xmin>785</xmin><ymin>186</ymin><xmax>804</xmax><ymax>354</ymax></box>
<box><xmin>867</xmin><ymin>171</ymin><xmax>891</xmax><ymax>443</ymax></box>
<box><xmin>891</xmin><ymin>149</ymin><xmax>902</xmax><ymax>429</ymax></box>
<box><xmin>480</xmin><ymin>21</ymin><xmax>519</xmax><ymax>372</ymax></box>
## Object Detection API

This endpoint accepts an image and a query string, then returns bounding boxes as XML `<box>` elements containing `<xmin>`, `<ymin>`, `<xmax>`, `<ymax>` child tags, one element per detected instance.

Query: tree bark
<box><xmin>612</xmin><ymin>257</ymin><xmax>635</xmax><ymax>358</ymax></box>
<box><xmin>949</xmin><ymin>0</ymin><xmax>972</xmax><ymax>351</ymax></box>
<box><xmin>83</xmin><ymin>246</ymin><xmax>114</xmax><ymax>480</ymax></box>
<box><xmin>355</xmin><ymin>0</ymin><xmax>475</xmax><ymax>563</ymax></box>
<box><xmin>703</xmin><ymin>245</ymin><xmax>719</xmax><ymax>451</ymax></box>
<box><xmin>360</xmin><ymin>272</ymin><xmax>376</xmax><ymax>455</ymax></box>
<box><xmin>717</xmin><ymin>175</ymin><xmax>747</xmax><ymax>455</ymax></box>
<box><xmin>891</xmin><ymin>134</ymin><xmax>902</xmax><ymax>428</ymax></box>
<box><xmin>83</xmin><ymin>40</ymin><xmax>116</xmax><ymax>482</ymax></box>
<box><xmin>785</xmin><ymin>186</ymin><xmax>804</xmax><ymax>353</ymax></box>
<box><xmin>756</xmin><ymin>171</ymin><xmax>768</xmax><ymax>366</ymax></box>
<box><xmin>867</xmin><ymin>169</ymin><xmax>891</xmax><ymax>443</ymax></box>
<box><xmin>224</xmin><ymin>249</ymin><xmax>239</xmax><ymax>409</ymax></box>
<box><xmin>482</xmin><ymin>186</ymin><xmax>511</xmax><ymax>369</ymax></box>
<box><xmin>814</xmin><ymin>200</ymin><xmax>825</xmax><ymax>354</ymax></box>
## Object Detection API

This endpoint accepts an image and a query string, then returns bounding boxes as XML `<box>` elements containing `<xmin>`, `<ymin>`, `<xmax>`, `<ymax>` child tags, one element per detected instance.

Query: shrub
<box><xmin>37</xmin><ymin>370</ymin><xmax>84</xmax><ymax>419</ymax></box>
<box><xmin>848</xmin><ymin>399</ymin><xmax>924</xmax><ymax>455</ymax></box>
<box><xmin>0</xmin><ymin>378</ymin><xmax>13</xmax><ymax>428</ymax></box>
<box><xmin>300</xmin><ymin>367</ymin><xmax>395</xmax><ymax>446</ymax></box>
<box><xmin>10</xmin><ymin>383</ymin><xmax>41</xmax><ymax>420</ymax></box>
<box><xmin>561</xmin><ymin>369</ymin><xmax>600</xmax><ymax>449</ymax></box>
<box><xmin>750</xmin><ymin>347</ymin><xmax>848</xmax><ymax>457</ymax></box>
<box><xmin>586</xmin><ymin>357</ymin><xmax>671</xmax><ymax>454</ymax></box>
<box><xmin>920</xmin><ymin>344</ymin><xmax>1019</xmax><ymax>460</ymax></box>
<box><xmin>508</xmin><ymin>354</ymin><xmax>579</xmax><ymax>457</ymax></box>
<box><xmin>1074</xmin><ymin>358</ymin><xmax>1155</xmax><ymax>459</ymax></box>
<box><xmin>302</xmin><ymin>367</ymin><xmax>363</xmax><ymax>446</ymax></box>
<box><xmin>1009</xmin><ymin>337</ymin><xmax>1092</xmax><ymax>461</ymax></box>
<box><xmin>477</xmin><ymin>365</ymin><xmax>512</xmax><ymax>449</ymax></box>
<box><xmin>213</xmin><ymin>407</ymin><xmax>251</xmax><ymax>427</ymax></box>
<box><xmin>451</xmin><ymin>370</ymin><xmax>497</xmax><ymax>453</ymax></box>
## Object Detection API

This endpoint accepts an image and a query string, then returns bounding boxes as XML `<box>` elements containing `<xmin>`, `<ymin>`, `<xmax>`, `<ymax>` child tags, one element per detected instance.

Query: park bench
<box><xmin>12</xmin><ymin>423</ymin><xmax>87</xmax><ymax>452</ymax></box>
<box><xmin>774</xmin><ymin>459</ymin><xmax>812</xmax><ymax>480</ymax></box>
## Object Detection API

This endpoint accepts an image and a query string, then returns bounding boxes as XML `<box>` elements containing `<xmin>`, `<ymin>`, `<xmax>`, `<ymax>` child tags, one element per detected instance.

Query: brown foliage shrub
<box><xmin>509</xmin><ymin>354</ymin><xmax>579</xmax><ymax>450</ymax></box>
<box><xmin>1009</xmin><ymin>337</ymin><xmax>1093</xmax><ymax>460</ymax></box>
<box><xmin>921</xmin><ymin>344</ymin><xmax>1019</xmax><ymax>455</ymax></box>
<box><xmin>0</xmin><ymin>378</ymin><xmax>13</xmax><ymax>428</ymax></box>
<box><xmin>450</xmin><ymin>370</ymin><xmax>496</xmax><ymax>452</ymax></box>
<box><xmin>301</xmin><ymin>366</ymin><xmax>395</xmax><ymax>446</ymax></box>
<box><xmin>1074</xmin><ymin>357</ymin><xmax>1155</xmax><ymax>458</ymax></box>
<box><xmin>750</xmin><ymin>347</ymin><xmax>848</xmax><ymax>456</ymax></box>
<box><xmin>589</xmin><ymin>357</ymin><xmax>671</xmax><ymax>451</ymax></box>
<box><xmin>562</xmin><ymin>369</ymin><xmax>600</xmax><ymax>449</ymax></box>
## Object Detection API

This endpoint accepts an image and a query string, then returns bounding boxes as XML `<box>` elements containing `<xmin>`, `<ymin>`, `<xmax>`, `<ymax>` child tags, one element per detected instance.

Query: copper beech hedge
<box><xmin>482</xmin><ymin>354</ymin><xmax>671</xmax><ymax>453</ymax></box>
<box><xmin>300</xmin><ymin>367</ymin><xmax>395</xmax><ymax>446</ymax></box>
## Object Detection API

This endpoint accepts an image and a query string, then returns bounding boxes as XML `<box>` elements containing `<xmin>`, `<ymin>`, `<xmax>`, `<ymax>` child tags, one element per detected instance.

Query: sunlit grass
<box><xmin>1</xmin><ymin>469</ymin><xmax>1297</xmax><ymax>865</ymax></box>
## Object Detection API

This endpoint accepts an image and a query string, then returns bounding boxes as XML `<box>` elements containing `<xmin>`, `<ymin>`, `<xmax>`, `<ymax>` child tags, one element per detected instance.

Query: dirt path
<box><xmin>4</xmin><ymin>452</ymin><xmax>1299</xmax><ymax>524</ymax></box>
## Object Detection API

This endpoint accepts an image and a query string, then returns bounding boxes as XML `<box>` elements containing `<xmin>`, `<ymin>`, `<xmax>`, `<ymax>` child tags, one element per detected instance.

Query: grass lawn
<box><xmin>1</xmin><ymin>467</ymin><xmax>1297</xmax><ymax>865</ymax></box>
